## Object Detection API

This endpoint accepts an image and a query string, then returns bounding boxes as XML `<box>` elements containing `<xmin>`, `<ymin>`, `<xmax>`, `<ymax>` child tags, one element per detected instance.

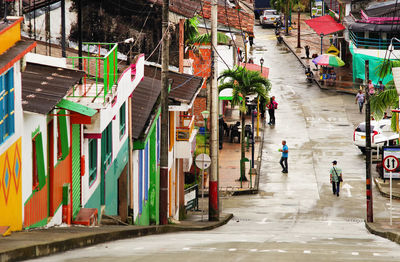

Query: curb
<box><xmin>365</xmin><ymin>221</ymin><xmax>400</xmax><ymax>245</ymax></box>
<box><xmin>0</xmin><ymin>214</ymin><xmax>233</xmax><ymax>262</ymax></box>
<box><xmin>373</xmin><ymin>177</ymin><xmax>400</xmax><ymax>200</ymax></box>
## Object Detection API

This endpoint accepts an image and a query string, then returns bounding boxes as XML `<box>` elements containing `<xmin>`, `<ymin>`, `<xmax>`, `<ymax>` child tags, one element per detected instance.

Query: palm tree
<box><xmin>370</xmin><ymin>80</ymin><xmax>398</xmax><ymax>131</ymax></box>
<box><xmin>184</xmin><ymin>16</ymin><xmax>230</xmax><ymax>55</ymax></box>
<box><xmin>219</xmin><ymin>66</ymin><xmax>271</xmax><ymax>181</ymax></box>
<box><xmin>370</xmin><ymin>59</ymin><xmax>400</xmax><ymax>131</ymax></box>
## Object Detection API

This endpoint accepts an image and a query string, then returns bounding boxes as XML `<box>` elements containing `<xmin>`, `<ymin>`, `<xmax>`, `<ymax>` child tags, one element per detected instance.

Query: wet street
<box><xmin>28</xmin><ymin>26</ymin><xmax>400</xmax><ymax>261</ymax></box>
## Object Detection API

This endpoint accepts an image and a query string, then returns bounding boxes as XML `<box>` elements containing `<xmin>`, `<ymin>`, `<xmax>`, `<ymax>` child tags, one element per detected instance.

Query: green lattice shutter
<box><xmin>71</xmin><ymin>124</ymin><xmax>81</xmax><ymax>219</ymax></box>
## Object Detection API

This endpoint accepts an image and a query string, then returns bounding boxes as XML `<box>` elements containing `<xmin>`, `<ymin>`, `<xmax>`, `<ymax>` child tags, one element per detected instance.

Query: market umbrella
<box><xmin>312</xmin><ymin>54</ymin><xmax>345</xmax><ymax>67</ymax></box>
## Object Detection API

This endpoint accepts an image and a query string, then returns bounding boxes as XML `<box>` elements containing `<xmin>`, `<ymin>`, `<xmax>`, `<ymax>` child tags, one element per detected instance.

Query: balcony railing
<box><xmin>68</xmin><ymin>43</ymin><xmax>118</xmax><ymax>102</ymax></box>
<box><xmin>349</xmin><ymin>31</ymin><xmax>400</xmax><ymax>50</ymax></box>
<box><xmin>176</xmin><ymin>115</ymin><xmax>195</xmax><ymax>141</ymax></box>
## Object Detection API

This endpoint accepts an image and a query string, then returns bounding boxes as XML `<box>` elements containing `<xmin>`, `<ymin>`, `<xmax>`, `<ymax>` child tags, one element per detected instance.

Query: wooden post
<box><xmin>160</xmin><ymin>0</ymin><xmax>170</xmax><ymax>225</ymax></box>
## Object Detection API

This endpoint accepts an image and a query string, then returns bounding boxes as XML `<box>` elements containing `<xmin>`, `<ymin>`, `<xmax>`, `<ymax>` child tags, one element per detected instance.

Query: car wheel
<box><xmin>358</xmin><ymin>147</ymin><xmax>366</xmax><ymax>154</ymax></box>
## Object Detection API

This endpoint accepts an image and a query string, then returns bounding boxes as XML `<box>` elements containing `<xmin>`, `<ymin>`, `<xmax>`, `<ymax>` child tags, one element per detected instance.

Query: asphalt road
<box><xmin>27</xmin><ymin>26</ymin><xmax>400</xmax><ymax>262</ymax></box>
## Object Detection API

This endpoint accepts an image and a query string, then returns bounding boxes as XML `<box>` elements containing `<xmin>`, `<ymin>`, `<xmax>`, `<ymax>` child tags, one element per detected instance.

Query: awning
<box><xmin>219</xmin><ymin>88</ymin><xmax>234</xmax><ymax>100</ymax></box>
<box><xmin>57</xmin><ymin>99</ymin><xmax>97</xmax><ymax>117</ymax></box>
<box><xmin>239</xmin><ymin>62</ymin><xmax>269</xmax><ymax>79</ymax></box>
<box><xmin>305</xmin><ymin>15</ymin><xmax>345</xmax><ymax>35</ymax></box>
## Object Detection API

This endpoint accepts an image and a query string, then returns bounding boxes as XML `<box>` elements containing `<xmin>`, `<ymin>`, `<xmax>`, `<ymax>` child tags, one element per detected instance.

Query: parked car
<box><xmin>353</xmin><ymin>119</ymin><xmax>398</xmax><ymax>154</ymax></box>
<box><xmin>259</xmin><ymin>9</ymin><xmax>280</xmax><ymax>28</ymax></box>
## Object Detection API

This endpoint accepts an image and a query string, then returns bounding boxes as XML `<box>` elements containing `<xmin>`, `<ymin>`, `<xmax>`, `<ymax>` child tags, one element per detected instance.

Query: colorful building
<box><xmin>66</xmin><ymin>46</ymin><xmax>144</xmax><ymax>223</ymax></box>
<box><xmin>343</xmin><ymin>1</ymin><xmax>400</xmax><ymax>84</ymax></box>
<box><xmin>21</xmin><ymin>57</ymin><xmax>89</xmax><ymax>229</ymax></box>
<box><xmin>130</xmin><ymin>76</ymin><xmax>161</xmax><ymax>225</ymax></box>
<box><xmin>0</xmin><ymin>17</ymin><xmax>36</xmax><ymax>234</ymax></box>
<box><xmin>143</xmin><ymin>65</ymin><xmax>203</xmax><ymax>220</ymax></box>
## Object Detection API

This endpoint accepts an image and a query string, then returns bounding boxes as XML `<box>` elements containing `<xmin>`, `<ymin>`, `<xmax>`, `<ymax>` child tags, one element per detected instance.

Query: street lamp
<box><xmin>297</xmin><ymin>7</ymin><xmax>301</xmax><ymax>48</ymax></box>
<box><xmin>320</xmin><ymin>33</ymin><xmax>324</xmax><ymax>55</ymax></box>
<box><xmin>257</xmin><ymin>58</ymin><xmax>264</xmax><ymax>140</ymax></box>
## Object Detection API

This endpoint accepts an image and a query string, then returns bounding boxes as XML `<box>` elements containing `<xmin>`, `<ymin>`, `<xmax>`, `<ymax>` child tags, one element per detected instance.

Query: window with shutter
<box><xmin>0</xmin><ymin>68</ymin><xmax>15</xmax><ymax>145</ymax></box>
<box><xmin>89</xmin><ymin>139</ymin><xmax>97</xmax><ymax>186</ymax></box>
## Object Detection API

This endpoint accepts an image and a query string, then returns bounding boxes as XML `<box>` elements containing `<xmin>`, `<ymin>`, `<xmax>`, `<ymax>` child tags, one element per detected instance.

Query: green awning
<box><xmin>57</xmin><ymin>99</ymin><xmax>97</xmax><ymax>117</ymax></box>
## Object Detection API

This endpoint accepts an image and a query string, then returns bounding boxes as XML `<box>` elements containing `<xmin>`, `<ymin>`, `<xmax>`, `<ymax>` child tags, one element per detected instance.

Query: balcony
<box><xmin>176</xmin><ymin>115</ymin><xmax>195</xmax><ymax>141</ymax></box>
<box><xmin>175</xmin><ymin>115</ymin><xmax>197</xmax><ymax>159</ymax></box>
<box><xmin>349</xmin><ymin>31</ymin><xmax>400</xmax><ymax>50</ymax></box>
<box><xmin>68</xmin><ymin>43</ymin><xmax>118</xmax><ymax>104</ymax></box>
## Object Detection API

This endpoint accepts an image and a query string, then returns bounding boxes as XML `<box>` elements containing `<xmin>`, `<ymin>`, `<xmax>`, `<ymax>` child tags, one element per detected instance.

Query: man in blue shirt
<box><xmin>279</xmin><ymin>140</ymin><xmax>288</xmax><ymax>173</ymax></box>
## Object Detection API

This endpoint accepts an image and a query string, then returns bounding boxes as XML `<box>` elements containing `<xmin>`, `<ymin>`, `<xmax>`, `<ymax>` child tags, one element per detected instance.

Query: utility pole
<box><xmin>78</xmin><ymin>0</ymin><xmax>82</xmax><ymax>70</ymax></box>
<box><xmin>160</xmin><ymin>0</ymin><xmax>170</xmax><ymax>225</ymax></box>
<box><xmin>285</xmin><ymin>0</ymin><xmax>289</xmax><ymax>35</ymax></box>
<box><xmin>365</xmin><ymin>60</ymin><xmax>373</xmax><ymax>223</ymax></box>
<box><xmin>61</xmin><ymin>0</ymin><xmax>66</xmax><ymax>57</ymax></box>
<box><xmin>297</xmin><ymin>7</ymin><xmax>301</xmax><ymax>48</ymax></box>
<box><xmin>209</xmin><ymin>0</ymin><xmax>219</xmax><ymax>221</ymax></box>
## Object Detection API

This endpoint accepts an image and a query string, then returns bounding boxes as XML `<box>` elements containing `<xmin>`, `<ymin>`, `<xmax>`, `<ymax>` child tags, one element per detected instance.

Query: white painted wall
<box><xmin>351</xmin><ymin>43</ymin><xmax>400</xmax><ymax>59</ymax></box>
<box><xmin>21</xmin><ymin>112</ymin><xmax>47</xmax><ymax>218</ymax></box>
<box><xmin>22</xmin><ymin>0</ymin><xmax>76</xmax><ymax>46</ymax></box>
<box><xmin>84</xmin><ymin>55</ymin><xmax>145</xmax><ymax>135</ymax></box>
<box><xmin>81</xmin><ymin>137</ymin><xmax>101</xmax><ymax>207</ymax></box>
<box><xmin>132</xmin><ymin>150</ymin><xmax>139</xmax><ymax>221</ymax></box>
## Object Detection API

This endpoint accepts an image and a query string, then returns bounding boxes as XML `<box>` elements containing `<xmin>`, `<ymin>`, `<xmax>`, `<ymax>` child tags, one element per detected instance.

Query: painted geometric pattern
<box><xmin>0</xmin><ymin>138</ymin><xmax>22</xmax><ymax>231</ymax></box>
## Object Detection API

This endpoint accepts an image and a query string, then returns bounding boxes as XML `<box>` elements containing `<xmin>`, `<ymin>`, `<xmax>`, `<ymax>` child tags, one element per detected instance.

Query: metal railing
<box><xmin>68</xmin><ymin>43</ymin><xmax>118</xmax><ymax>102</ymax></box>
<box><xmin>176</xmin><ymin>115</ymin><xmax>195</xmax><ymax>141</ymax></box>
<box><xmin>349</xmin><ymin>31</ymin><xmax>400</xmax><ymax>50</ymax></box>
<box><xmin>184</xmin><ymin>184</ymin><xmax>199</xmax><ymax>211</ymax></box>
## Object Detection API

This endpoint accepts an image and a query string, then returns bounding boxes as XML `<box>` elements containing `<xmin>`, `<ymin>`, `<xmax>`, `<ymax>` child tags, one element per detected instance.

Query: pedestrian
<box><xmin>279</xmin><ymin>140</ymin><xmax>288</xmax><ymax>173</ymax></box>
<box><xmin>368</xmin><ymin>80</ymin><xmax>375</xmax><ymax>95</ymax></box>
<box><xmin>383</xmin><ymin>112</ymin><xmax>389</xmax><ymax>119</ymax></box>
<box><xmin>378</xmin><ymin>81</ymin><xmax>385</xmax><ymax>92</ymax></box>
<box><xmin>355</xmin><ymin>89</ymin><xmax>365</xmax><ymax>113</ymax></box>
<box><xmin>304</xmin><ymin>45</ymin><xmax>310</xmax><ymax>59</ymax></box>
<box><xmin>267</xmin><ymin>96</ymin><xmax>278</xmax><ymax>125</ymax></box>
<box><xmin>312</xmin><ymin>53</ymin><xmax>318</xmax><ymax>70</ymax></box>
<box><xmin>330</xmin><ymin>160</ymin><xmax>343</xmax><ymax>197</ymax></box>
<box><xmin>249</xmin><ymin>33</ymin><xmax>254</xmax><ymax>47</ymax></box>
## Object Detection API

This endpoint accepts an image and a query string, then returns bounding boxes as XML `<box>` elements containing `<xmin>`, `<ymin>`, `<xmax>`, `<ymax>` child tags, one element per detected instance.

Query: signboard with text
<box><xmin>383</xmin><ymin>146</ymin><xmax>400</xmax><ymax>179</ymax></box>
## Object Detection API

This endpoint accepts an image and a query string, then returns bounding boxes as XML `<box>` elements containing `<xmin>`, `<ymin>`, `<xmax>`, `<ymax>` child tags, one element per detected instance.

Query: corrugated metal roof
<box><xmin>131</xmin><ymin>76</ymin><xmax>161</xmax><ymax>139</ymax></box>
<box><xmin>22</xmin><ymin>63</ymin><xmax>85</xmax><ymax>115</ymax></box>
<box><xmin>144</xmin><ymin>65</ymin><xmax>203</xmax><ymax>104</ymax></box>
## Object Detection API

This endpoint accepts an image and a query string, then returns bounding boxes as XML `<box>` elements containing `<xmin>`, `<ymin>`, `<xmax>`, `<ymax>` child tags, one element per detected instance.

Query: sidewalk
<box><xmin>204</xmin><ymin>106</ymin><xmax>264</xmax><ymax>195</ymax></box>
<box><xmin>374</xmin><ymin>177</ymin><xmax>400</xmax><ymax>200</ymax></box>
<box><xmin>0</xmin><ymin>213</ymin><xmax>233</xmax><ymax>262</ymax></box>
<box><xmin>281</xmin><ymin>13</ymin><xmax>357</xmax><ymax>95</ymax></box>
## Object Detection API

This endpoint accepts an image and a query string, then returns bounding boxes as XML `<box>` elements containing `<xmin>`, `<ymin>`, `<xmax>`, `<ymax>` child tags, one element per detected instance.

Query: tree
<box><xmin>271</xmin><ymin>0</ymin><xmax>297</xmax><ymax>35</ymax></box>
<box><xmin>184</xmin><ymin>16</ymin><xmax>230</xmax><ymax>55</ymax></box>
<box><xmin>219</xmin><ymin>67</ymin><xmax>271</xmax><ymax>181</ymax></box>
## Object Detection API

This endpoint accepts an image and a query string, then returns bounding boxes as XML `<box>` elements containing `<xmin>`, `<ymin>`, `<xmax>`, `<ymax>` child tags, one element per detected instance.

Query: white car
<box><xmin>259</xmin><ymin>9</ymin><xmax>280</xmax><ymax>27</ymax></box>
<box><xmin>353</xmin><ymin>119</ymin><xmax>398</xmax><ymax>153</ymax></box>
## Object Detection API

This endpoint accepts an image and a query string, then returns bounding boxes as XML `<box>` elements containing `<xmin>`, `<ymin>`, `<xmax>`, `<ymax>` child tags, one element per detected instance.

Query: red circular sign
<box><xmin>383</xmin><ymin>155</ymin><xmax>400</xmax><ymax>172</ymax></box>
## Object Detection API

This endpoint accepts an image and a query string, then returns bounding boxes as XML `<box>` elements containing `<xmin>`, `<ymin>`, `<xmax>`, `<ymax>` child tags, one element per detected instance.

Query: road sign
<box><xmin>383</xmin><ymin>155</ymin><xmax>399</xmax><ymax>172</ymax></box>
<box><xmin>195</xmin><ymin>153</ymin><xmax>211</xmax><ymax>170</ymax></box>
<box><xmin>382</xmin><ymin>146</ymin><xmax>400</xmax><ymax>178</ymax></box>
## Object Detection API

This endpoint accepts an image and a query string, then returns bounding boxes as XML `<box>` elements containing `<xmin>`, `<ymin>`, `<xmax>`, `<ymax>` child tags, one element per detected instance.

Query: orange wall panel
<box><xmin>24</xmin><ymin>183</ymin><xmax>48</xmax><ymax>228</ymax></box>
<box><xmin>51</xmin><ymin>153</ymin><xmax>72</xmax><ymax>215</ymax></box>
